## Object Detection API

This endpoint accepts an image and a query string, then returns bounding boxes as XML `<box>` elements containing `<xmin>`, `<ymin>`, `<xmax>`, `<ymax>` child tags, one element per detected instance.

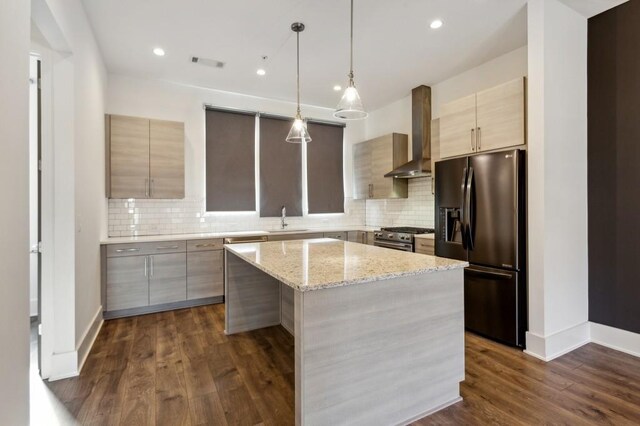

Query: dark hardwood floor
<box><xmin>44</xmin><ymin>304</ymin><xmax>640</xmax><ymax>425</ymax></box>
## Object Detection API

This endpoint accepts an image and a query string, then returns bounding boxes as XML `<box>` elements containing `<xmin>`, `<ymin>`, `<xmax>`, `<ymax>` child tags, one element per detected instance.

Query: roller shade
<box><xmin>205</xmin><ymin>109</ymin><xmax>256</xmax><ymax>211</ymax></box>
<box><xmin>259</xmin><ymin>116</ymin><xmax>302</xmax><ymax>217</ymax></box>
<box><xmin>307</xmin><ymin>121</ymin><xmax>345</xmax><ymax>213</ymax></box>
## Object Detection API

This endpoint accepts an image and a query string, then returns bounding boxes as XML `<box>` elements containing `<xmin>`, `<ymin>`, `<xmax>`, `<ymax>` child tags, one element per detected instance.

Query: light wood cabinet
<box><xmin>106</xmin><ymin>114</ymin><xmax>185</xmax><ymax>199</ymax></box>
<box><xmin>347</xmin><ymin>231</ymin><xmax>366</xmax><ymax>244</ymax></box>
<box><xmin>352</xmin><ymin>133</ymin><xmax>409</xmax><ymax>200</ymax></box>
<box><xmin>414</xmin><ymin>238</ymin><xmax>435</xmax><ymax>256</ymax></box>
<box><xmin>187</xmin><ymin>250</ymin><xmax>224</xmax><ymax>300</ymax></box>
<box><xmin>440</xmin><ymin>94</ymin><xmax>477</xmax><ymax>159</ymax></box>
<box><xmin>106</xmin><ymin>256</ymin><xmax>149</xmax><ymax>311</ymax></box>
<box><xmin>149</xmin><ymin>253</ymin><xmax>186</xmax><ymax>305</ymax></box>
<box><xmin>438</xmin><ymin>77</ymin><xmax>526</xmax><ymax>159</ymax></box>
<box><xmin>476</xmin><ymin>78</ymin><xmax>526</xmax><ymax>153</ymax></box>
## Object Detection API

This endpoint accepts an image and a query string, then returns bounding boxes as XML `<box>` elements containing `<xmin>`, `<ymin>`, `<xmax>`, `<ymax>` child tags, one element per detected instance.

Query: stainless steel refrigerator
<box><xmin>435</xmin><ymin>149</ymin><xmax>526</xmax><ymax>348</ymax></box>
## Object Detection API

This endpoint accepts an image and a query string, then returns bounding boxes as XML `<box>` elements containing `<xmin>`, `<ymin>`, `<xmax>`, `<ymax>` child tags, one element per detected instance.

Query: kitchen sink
<box><xmin>268</xmin><ymin>229</ymin><xmax>308</xmax><ymax>233</ymax></box>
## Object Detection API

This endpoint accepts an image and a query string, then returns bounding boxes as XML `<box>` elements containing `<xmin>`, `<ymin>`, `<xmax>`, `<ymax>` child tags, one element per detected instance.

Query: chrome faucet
<box><xmin>281</xmin><ymin>205</ymin><xmax>288</xmax><ymax>230</ymax></box>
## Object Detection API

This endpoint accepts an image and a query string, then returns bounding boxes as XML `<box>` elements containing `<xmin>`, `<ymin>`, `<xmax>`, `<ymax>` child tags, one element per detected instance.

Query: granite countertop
<box><xmin>414</xmin><ymin>233</ymin><xmax>435</xmax><ymax>240</ymax></box>
<box><xmin>100</xmin><ymin>227</ymin><xmax>379</xmax><ymax>245</ymax></box>
<box><xmin>225</xmin><ymin>238</ymin><xmax>468</xmax><ymax>292</ymax></box>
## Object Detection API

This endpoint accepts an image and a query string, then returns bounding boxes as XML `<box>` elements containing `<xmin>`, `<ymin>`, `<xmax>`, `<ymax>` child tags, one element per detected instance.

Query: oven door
<box><xmin>374</xmin><ymin>240</ymin><xmax>414</xmax><ymax>252</ymax></box>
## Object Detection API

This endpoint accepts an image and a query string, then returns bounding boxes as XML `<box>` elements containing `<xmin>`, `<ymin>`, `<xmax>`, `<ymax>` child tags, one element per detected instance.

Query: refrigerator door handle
<box><xmin>460</xmin><ymin>167</ymin><xmax>468</xmax><ymax>249</ymax></box>
<box><xmin>465</xmin><ymin>267</ymin><xmax>513</xmax><ymax>279</ymax></box>
<box><xmin>466</xmin><ymin>166</ymin><xmax>474</xmax><ymax>250</ymax></box>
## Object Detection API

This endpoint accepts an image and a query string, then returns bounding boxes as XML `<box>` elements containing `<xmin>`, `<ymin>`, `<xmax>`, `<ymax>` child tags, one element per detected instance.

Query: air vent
<box><xmin>191</xmin><ymin>56</ymin><xmax>225</xmax><ymax>69</ymax></box>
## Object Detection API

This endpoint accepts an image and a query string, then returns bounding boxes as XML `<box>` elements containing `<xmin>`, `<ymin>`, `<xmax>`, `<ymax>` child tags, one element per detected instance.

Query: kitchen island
<box><xmin>224</xmin><ymin>238</ymin><xmax>468</xmax><ymax>425</ymax></box>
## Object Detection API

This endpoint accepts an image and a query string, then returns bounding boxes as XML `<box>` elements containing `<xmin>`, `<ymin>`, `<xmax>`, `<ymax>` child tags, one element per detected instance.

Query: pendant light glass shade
<box><xmin>286</xmin><ymin>112</ymin><xmax>311</xmax><ymax>143</ymax></box>
<box><xmin>334</xmin><ymin>77</ymin><xmax>367</xmax><ymax>119</ymax></box>
<box><xmin>287</xmin><ymin>23</ymin><xmax>311</xmax><ymax>143</ymax></box>
<box><xmin>334</xmin><ymin>0</ymin><xmax>367</xmax><ymax>120</ymax></box>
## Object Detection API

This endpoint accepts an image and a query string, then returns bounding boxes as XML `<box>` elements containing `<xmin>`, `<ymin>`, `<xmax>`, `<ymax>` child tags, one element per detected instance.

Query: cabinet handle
<box><xmin>368</xmin><ymin>183</ymin><xmax>373</xmax><ymax>198</ymax></box>
<box><xmin>115</xmin><ymin>248</ymin><xmax>140</xmax><ymax>253</ymax></box>
<box><xmin>150</xmin><ymin>179</ymin><xmax>154</xmax><ymax>197</ymax></box>
<box><xmin>150</xmin><ymin>256</ymin><xmax>154</xmax><ymax>277</ymax></box>
<box><xmin>156</xmin><ymin>245</ymin><xmax>179</xmax><ymax>250</ymax></box>
<box><xmin>144</xmin><ymin>256</ymin><xmax>148</xmax><ymax>277</ymax></box>
<box><xmin>145</xmin><ymin>178</ymin><xmax>149</xmax><ymax>197</ymax></box>
<box><xmin>477</xmin><ymin>127</ymin><xmax>481</xmax><ymax>150</ymax></box>
<box><xmin>195</xmin><ymin>243</ymin><xmax>217</xmax><ymax>248</ymax></box>
<box><xmin>470</xmin><ymin>128</ymin><xmax>475</xmax><ymax>151</ymax></box>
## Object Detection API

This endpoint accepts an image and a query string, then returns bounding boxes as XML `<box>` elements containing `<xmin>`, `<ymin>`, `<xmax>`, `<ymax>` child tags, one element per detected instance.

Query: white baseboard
<box><xmin>524</xmin><ymin>321</ymin><xmax>590</xmax><ymax>361</ymax></box>
<box><xmin>49</xmin><ymin>350</ymin><xmax>78</xmax><ymax>381</ymax></box>
<box><xmin>30</xmin><ymin>298</ymin><xmax>38</xmax><ymax>317</ymax></box>
<box><xmin>77</xmin><ymin>305</ymin><xmax>104</xmax><ymax>374</ymax></box>
<box><xmin>590</xmin><ymin>322</ymin><xmax>640</xmax><ymax>358</ymax></box>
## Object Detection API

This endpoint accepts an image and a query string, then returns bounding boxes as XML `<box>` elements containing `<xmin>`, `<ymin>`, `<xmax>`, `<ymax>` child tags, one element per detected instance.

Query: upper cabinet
<box><xmin>106</xmin><ymin>114</ymin><xmax>185</xmax><ymax>199</ymax></box>
<box><xmin>439</xmin><ymin>77</ymin><xmax>526</xmax><ymax>159</ymax></box>
<box><xmin>353</xmin><ymin>133</ymin><xmax>408</xmax><ymax>200</ymax></box>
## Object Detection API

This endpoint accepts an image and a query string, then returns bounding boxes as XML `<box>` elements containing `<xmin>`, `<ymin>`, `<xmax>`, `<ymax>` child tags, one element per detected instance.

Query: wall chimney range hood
<box><xmin>384</xmin><ymin>85</ymin><xmax>432</xmax><ymax>178</ymax></box>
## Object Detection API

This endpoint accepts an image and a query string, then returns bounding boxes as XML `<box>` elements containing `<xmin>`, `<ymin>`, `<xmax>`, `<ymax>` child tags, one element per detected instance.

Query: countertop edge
<box><xmin>100</xmin><ymin>227</ymin><xmax>379</xmax><ymax>245</ymax></box>
<box><xmin>224</xmin><ymin>244</ymin><xmax>469</xmax><ymax>292</ymax></box>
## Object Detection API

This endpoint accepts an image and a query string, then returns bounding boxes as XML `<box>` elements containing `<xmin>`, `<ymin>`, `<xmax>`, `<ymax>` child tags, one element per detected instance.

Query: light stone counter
<box><xmin>225</xmin><ymin>238</ymin><xmax>466</xmax><ymax>291</ymax></box>
<box><xmin>100</xmin><ymin>226</ymin><xmax>379</xmax><ymax>244</ymax></box>
<box><xmin>224</xmin><ymin>238</ymin><xmax>467</xmax><ymax>425</ymax></box>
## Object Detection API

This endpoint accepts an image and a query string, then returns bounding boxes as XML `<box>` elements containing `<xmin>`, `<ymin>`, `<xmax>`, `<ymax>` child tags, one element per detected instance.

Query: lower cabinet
<box><xmin>106</xmin><ymin>256</ymin><xmax>149</xmax><ymax>311</ymax></box>
<box><xmin>415</xmin><ymin>238</ymin><xmax>435</xmax><ymax>256</ymax></box>
<box><xmin>187</xmin><ymin>250</ymin><xmax>224</xmax><ymax>300</ymax></box>
<box><xmin>324</xmin><ymin>231</ymin><xmax>347</xmax><ymax>240</ymax></box>
<box><xmin>149</xmin><ymin>253</ymin><xmax>187</xmax><ymax>305</ymax></box>
<box><xmin>347</xmin><ymin>231</ymin><xmax>366</xmax><ymax>244</ymax></box>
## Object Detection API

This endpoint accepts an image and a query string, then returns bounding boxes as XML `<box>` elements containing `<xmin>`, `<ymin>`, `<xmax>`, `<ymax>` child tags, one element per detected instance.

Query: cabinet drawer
<box><xmin>268</xmin><ymin>233</ymin><xmax>324</xmax><ymax>241</ymax></box>
<box><xmin>415</xmin><ymin>238</ymin><xmax>435</xmax><ymax>255</ymax></box>
<box><xmin>324</xmin><ymin>231</ymin><xmax>347</xmax><ymax>240</ymax></box>
<box><xmin>187</xmin><ymin>251</ymin><xmax>223</xmax><ymax>300</ymax></box>
<box><xmin>187</xmin><ymin>239</ymin><xmax>224</xmax><ymax>252</ymax></box>
<box><xmin>106</xmin><ymin>241</ymin><xmax>186</xmax><ymax>257</ymax></box>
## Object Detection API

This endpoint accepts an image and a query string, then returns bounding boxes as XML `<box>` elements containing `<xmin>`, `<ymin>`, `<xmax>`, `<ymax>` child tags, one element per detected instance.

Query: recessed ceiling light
<box><xmin>430</xmin><ymin>19</ymin><xmax>443</xmax><ymax>29</ymax></box>
<box><xmin>257</xmin><ymin>68</ymin><xmax>266</xmax><ymax>76</ymax></box>
<box><xmin>333</xmin><ymin>85</ymin><xmax>342</xmax><ymax>91</ymax></box>
<box><xmin>153</xmin><ymin>47</ymin><xmax>165</xmax><ymax>56</ymax></box>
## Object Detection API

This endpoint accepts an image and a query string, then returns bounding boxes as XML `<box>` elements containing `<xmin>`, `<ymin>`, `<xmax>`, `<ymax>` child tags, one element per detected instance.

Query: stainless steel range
<box><xmin>373</xmin><ymin>227</ymin><xmax>435</xmax><ymax>252</ymax></box>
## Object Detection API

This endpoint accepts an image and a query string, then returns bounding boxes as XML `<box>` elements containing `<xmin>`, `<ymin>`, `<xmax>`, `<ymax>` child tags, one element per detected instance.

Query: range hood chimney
<box><xmin>384</xmin><ymin>85</ymin><xmax>432</xmax><ymax>178</ymax></box>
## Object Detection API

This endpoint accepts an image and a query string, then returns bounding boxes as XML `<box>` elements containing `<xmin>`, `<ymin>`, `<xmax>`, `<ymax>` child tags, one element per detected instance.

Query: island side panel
<box><xmin>280</xmin><ymin>282</ymin><xmax>294</xmax><ymax>335</ymax></box>
<box><xmin>224</xmin><ymin>251</ymin><xmax>281</xmax><ymax>334</ymax></box>
<box><xmin>295</xmin><ymin>268</ymin><xmax>464</xmax><ymax>426</ymax></box>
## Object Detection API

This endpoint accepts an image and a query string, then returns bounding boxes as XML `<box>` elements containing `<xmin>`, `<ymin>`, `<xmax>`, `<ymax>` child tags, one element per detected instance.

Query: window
<box><xmin>306</xmin><ymin>121</ymin><xmax>345</xmax><ymax>214</ymax></box>
<box><xmin>205</xmin><ymin>108</ymin><xmax>256</xmax><ymax>211</ymax></box>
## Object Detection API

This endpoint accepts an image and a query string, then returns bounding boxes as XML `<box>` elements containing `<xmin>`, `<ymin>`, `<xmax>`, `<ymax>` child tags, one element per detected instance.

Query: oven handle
<box><xmin>374</xmin><ymin>241</ymin><xmax>414</xmax><ymax>252</ymax></box>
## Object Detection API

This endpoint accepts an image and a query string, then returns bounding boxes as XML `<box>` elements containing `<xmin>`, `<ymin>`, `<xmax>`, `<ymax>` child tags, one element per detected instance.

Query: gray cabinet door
<box><xmin>106</xmin><ymin>256</ymin><xmax>149</xmax><ymax>311</ymax></box>
<box><xmin>149</xmin><ymin>253</ymin><xmax>187</xmax><ymax>305</ymax></box>
<box><xmin>187</xmin><ymin>250</ymin><xmax>223</xmax><ymax>300</ymax></box>
<box><xmin>324</xmin><ymin>231</ymin><xmax>347</xmax><ymax>240</ymax></box>
<box><xmin>347</xmin><ymin>231</ymin><xmax>366</xmax><ymax>244</ymax></box>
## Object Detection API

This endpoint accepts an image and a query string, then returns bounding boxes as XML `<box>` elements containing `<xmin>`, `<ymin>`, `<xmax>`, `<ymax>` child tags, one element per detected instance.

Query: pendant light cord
<box><xmin>349</xmin><ymin>0</ymin><xmax>354</xmax><ymax>79</ymax></box>
<box><xmin>296</xmin><ymin>30</ymin><xmax>301</xmax><ymax>114</ymax></box>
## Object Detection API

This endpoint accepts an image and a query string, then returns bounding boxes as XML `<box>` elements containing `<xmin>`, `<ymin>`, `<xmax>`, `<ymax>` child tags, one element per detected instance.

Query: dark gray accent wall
<box><xmin>588</xmin><ymin>1</ymin><xmax>640</xmax><ymax>334</ymax></box>
<box><xmin>259</xmin><ymin>116</ymin><xmax>302</xmax><ymax>217</ymax></box>
<box><xmin>205</xmin><ymin>109</ymin><xmax>256</xmax><ymax>212</ymax></box>
<box><xmin>307</xmin><ymin>122</ymin><xmax>345</xmax><ymax>214</ymax></box>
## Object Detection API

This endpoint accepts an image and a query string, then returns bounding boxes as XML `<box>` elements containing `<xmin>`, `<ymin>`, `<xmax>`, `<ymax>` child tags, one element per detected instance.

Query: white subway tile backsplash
<box><xmin>107</xmin><ymin>177</ymin><xmax>436</xmax><ymax>237</ymax></box>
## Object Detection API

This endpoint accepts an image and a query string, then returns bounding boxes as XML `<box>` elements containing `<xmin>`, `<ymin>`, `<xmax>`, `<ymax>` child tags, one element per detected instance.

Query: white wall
<box><xmin>32</xmin><ymin>0</ymin><xmax>108</xmax><ymax>379</ymax></box>
<box><xmin>362</xmin><ymin>45</ymin><xmax>528</xmax><ymax>227</ymax></box>
<box><xmin>0</xmin><ymin>0</ymin><xmax>31</xmax><ymax>422</ymax></box>
<box><xmin>106</xmin><ymin>75</ymin><xmax>367</xmax><ymax>236</ymax></box>
<box><xmin>525</xmin><ymin>0</ymin><xmax>589</xmax><ymax>361</ymax></box>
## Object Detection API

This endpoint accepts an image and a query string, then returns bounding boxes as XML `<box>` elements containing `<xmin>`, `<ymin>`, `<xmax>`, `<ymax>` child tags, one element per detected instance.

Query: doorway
<box><xmin>29</xmin><ymin>54</ymin><xmax>42</xmax><ymax>376</ymax></box>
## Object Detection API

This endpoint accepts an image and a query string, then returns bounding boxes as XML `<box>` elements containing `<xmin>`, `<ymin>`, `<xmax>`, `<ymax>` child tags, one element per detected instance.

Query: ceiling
<box><xmin>82</xmin><ymin>0</ymin><xmax>528</xmax><ymax>110</ymax></box>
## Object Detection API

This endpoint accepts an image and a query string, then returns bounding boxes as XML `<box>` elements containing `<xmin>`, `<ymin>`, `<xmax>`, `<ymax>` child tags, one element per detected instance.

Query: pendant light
<box><xmin>334</xmin><ymin>0</ymin><xmax>367</xmax><ymax>120</ymax></box>
<box><xmin>286</xmin><ymin>22</ymin><xmax>312</xmax><ymax>143</ymax></box>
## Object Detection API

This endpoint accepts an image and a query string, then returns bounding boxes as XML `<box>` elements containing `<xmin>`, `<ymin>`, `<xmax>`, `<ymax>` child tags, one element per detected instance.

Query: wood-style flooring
<box><xmin>44</xmin><ymin>304</ymin><xmax>640</xmax><ymax>425</ymax></box>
